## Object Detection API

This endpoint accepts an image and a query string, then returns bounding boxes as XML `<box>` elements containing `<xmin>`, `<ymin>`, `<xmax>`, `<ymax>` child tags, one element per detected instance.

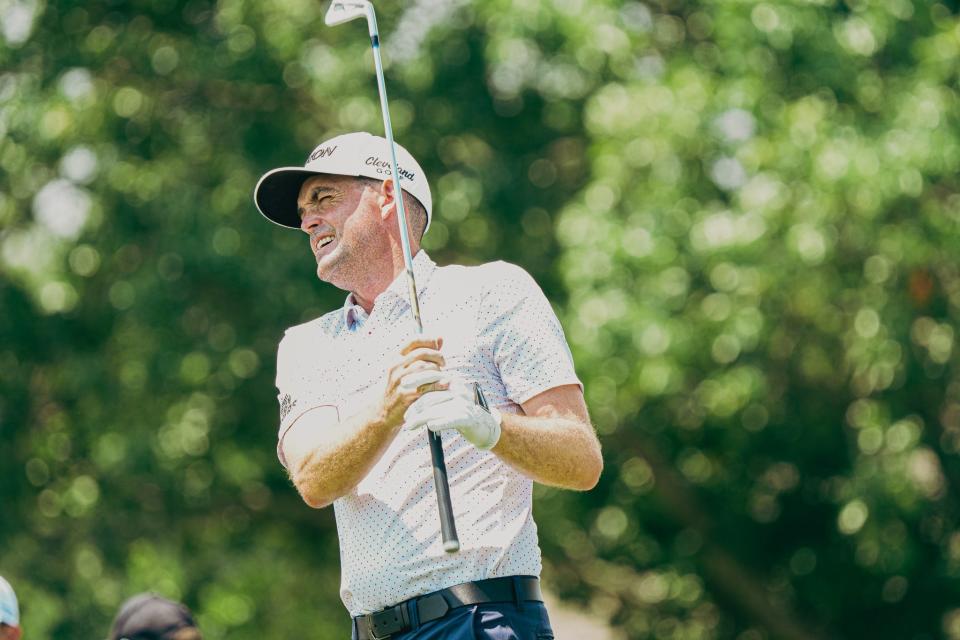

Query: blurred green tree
<box><xmin>1</xmin><ymin>0</ymin><xmax>959</xmax><ymax>639</ymax></box>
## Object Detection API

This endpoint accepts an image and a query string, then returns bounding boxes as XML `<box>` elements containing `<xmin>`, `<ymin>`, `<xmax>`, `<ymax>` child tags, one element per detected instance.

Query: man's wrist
<box><xmin>374</xmin><ymin>401</ymin><xmax>404</xmax><ymax>435</ymax></box>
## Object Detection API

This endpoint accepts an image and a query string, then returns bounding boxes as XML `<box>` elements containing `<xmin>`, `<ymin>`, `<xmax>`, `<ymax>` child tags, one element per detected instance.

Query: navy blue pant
<box><xmin>351</xmin><ymin>601</ymin><xmax>554</xmax><ymax>639</ymax></box>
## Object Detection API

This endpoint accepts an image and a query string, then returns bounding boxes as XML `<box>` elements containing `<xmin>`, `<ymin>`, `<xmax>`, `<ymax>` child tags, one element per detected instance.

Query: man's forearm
<box><xmin>492</xmin><ymin>413</ymin><xmax>602</xmax><ymax>491</ymax></box>
<box><xmin>289</xmin><ymin>405</ymin><xmax>398</xmax><ymax>508</ymax></box>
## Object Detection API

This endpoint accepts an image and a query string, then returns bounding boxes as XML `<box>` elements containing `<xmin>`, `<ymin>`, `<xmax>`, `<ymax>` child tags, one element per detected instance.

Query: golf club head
<box><xmin>325</xmin><ymin>0</ymin><xmax>371</xmax><ymax>26</ymax></box>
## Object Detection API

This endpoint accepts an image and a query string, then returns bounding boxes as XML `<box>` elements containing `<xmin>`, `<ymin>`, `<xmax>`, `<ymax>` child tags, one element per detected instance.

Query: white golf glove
<box><xmin>404</xmin><ymin>382</ymin><xmax>502</xmax><ymax>450</ymax></box>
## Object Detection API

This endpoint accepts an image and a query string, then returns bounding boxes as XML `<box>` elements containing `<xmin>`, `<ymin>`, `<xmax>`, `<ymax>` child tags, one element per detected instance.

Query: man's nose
<box><xmin>300</xmin><ymin>211</ymin><xmax>322</xmax><ymax>233</ymax></box>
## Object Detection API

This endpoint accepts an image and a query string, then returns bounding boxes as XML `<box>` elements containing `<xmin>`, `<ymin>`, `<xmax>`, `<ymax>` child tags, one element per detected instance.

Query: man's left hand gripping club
<box><xmin>404</xmin><ymin>383</ymin><xmax>503</xmax><ymax>451</ymax></box>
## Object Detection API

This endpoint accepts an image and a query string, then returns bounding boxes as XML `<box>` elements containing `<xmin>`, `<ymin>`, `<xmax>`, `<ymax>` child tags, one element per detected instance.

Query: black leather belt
<box><xmin>353</xmin><ymin>576</ymin><xmax>543</xmax><ymax>640</ymax></box>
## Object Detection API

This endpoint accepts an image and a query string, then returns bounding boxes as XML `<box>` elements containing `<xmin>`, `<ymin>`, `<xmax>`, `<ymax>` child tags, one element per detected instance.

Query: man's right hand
<box><xmin>379</xmin><ymin>336</ymin><xmax>448</xmax><ymax>429</ymax></box>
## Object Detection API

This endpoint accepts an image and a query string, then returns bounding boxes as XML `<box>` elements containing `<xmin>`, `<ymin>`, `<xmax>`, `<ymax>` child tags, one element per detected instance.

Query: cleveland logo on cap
<box><xmin>308</xmin><ymin>145</ymin><xmax>338</xmax><ymax>161</ymax></box>
<box><xmin>365</xmin><ymin>156</ymin><xmax>416</xmax><ymax>181</ymax></box>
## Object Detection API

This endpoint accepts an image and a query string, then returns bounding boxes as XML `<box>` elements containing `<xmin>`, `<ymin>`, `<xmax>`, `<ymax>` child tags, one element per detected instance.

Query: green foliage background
<box><xmin>2</xmin><ymin>0</ymin><xmax>960</xmax><ymax>638</ymax></box>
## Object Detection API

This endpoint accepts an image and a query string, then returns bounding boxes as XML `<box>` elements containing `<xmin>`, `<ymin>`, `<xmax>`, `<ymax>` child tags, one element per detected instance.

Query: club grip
<box><xmin>428</xmin><ymin>430</ymin><xmax>460</xmax><ymax>552</ymax></box>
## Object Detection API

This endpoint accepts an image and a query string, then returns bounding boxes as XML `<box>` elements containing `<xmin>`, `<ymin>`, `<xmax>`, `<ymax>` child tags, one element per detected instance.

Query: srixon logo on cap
<box><xmin>308</xmin><ymin>145</ymin><xmax>338</xmax><ymax>162</ymax></box>
<box><xmin>365</xmin><ymin>156</ymin><xmax>415</xmax><ymax>181</ymax></box>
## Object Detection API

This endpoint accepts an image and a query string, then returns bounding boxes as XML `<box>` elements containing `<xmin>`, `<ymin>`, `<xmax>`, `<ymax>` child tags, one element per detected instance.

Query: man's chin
<box><xmin>315</xmin><ymin>261</ymin><xmax>334</xmax><ymax>283</ymax></box>
<box><xmin>316</xmin><ymin>258</ymin><xmax>349</xmax><ymax>291</ymax></box>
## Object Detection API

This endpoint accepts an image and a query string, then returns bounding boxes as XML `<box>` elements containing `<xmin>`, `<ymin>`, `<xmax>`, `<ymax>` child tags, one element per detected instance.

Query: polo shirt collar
<box><xmin>342</xmin><ymin>250</ymin><xmax>437</xmax><ymax>328</ymax></box>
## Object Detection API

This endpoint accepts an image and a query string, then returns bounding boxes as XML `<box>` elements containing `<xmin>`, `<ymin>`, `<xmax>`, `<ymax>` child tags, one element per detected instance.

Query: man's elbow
<box><xmin>291</xmin><ymin>462</ymin><xmax>337</xmax><ymax>509</ymax></box>
<box><xmin>571</xmin><ymin>436</ymin><xmax>603</xmax><ymax>490</ymax></box>
<box><xmin>576</xmin><ymin>453</ymin><xmax>603</xmax><ymax>491</ymax></box>
<box><xmin>572</xmin><ymin>425</ymin><xmax>603</xmax><ymax>490</ymax></box>
<box><xmin>299</xmin><ymin>485</ymin><xmax>335</xmax><ymax>509</ymax></box>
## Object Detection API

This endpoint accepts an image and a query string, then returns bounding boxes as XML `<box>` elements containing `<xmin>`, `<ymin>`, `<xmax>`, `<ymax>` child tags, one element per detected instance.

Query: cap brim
<box><xmin>253</xmin><ymin>168</ymin><xmax>322</xmax><ymax>229</ymax></box>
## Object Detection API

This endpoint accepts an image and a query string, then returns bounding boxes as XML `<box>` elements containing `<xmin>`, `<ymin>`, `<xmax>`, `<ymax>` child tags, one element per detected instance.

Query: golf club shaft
<box><xmin>369</xmin><ymin>21</ymin><xmax>460</xmax><ymax>553</ymax></box>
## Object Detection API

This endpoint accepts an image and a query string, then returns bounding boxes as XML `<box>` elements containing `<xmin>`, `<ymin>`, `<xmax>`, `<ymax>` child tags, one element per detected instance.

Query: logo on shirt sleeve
<box><xmin>280</xmin><ymin>394</ymin><xmax>297</xmax><ymax>422</ymax></box>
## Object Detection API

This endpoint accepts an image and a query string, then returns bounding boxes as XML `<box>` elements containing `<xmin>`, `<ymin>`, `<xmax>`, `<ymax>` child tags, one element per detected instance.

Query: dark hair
<box><xmin>360</xmin><ymin>177</ymin><xmax>428</xmax><ymax>241</ymax></box>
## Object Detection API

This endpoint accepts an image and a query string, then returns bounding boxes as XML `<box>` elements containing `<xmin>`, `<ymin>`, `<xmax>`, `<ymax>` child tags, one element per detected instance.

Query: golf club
<box><xmin>325</xmin><ymin>0</ymin><xmax>460</xmax><ymax>553</ymax></box>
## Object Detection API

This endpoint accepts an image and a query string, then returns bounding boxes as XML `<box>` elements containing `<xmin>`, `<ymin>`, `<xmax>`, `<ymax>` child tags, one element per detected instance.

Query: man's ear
<box><xmin>378</xmin><ymin>178</ymin><xmax>396</xmax><ymax>220</ymax></box>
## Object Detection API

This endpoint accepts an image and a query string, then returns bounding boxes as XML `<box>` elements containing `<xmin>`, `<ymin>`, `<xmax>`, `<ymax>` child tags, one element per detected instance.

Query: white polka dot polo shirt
<box><xmin>274</xmin><ymin>250</ymin><xmax>582</xmax><ymax>617</ymax></box>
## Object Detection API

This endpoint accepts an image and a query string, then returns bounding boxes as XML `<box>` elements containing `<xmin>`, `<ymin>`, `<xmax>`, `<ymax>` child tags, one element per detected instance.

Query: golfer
<box><xmin>254</xmin><ymin>132</ymin><xmax>603</xmax><ymax>639</ymax></box>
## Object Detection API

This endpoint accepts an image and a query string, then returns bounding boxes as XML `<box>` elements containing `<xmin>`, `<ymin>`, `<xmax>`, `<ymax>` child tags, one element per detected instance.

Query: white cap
<box><xmin>253</xmin><ymin>132</ymin><xmax>432</xmax><ymax>233</ymax></box>
<box><xmin>0</xmin><ymin>576</ymin><xmax>19</xmax><ymax>628</ymax></box>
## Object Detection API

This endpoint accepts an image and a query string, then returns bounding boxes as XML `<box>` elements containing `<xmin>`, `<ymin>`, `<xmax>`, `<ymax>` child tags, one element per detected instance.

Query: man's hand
<box><xmin>283</xmin><ymin>335</ymin><xmax>450</xmax><ymax>509</ymax></box>
<box><xmin>379</xmin><ymin>336</ymin><xmax>449</xmax><ymax>430</ymax></box>
<box><xmin>404</xmin><ymin>383</ymin><xmax>502</xmax><ymax>450</ymax></box>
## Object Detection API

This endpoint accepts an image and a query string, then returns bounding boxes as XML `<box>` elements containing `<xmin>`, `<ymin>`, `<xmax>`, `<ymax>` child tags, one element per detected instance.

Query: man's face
<box><xmin>0</xmin><ymin>624</ymin><xmax>21</xmax><ymax>640</ymax></box>
<box><xmin>297</xmin><ymin>175</ymin><xmax>381</xmax><ymax>288</ymax></box>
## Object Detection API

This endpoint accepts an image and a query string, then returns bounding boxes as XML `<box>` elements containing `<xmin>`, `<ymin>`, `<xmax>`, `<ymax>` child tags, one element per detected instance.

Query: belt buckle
<box><xmin>369</xmin><ymin>604</ymin><xmax>407</xmax><ymax>639</ymax></box>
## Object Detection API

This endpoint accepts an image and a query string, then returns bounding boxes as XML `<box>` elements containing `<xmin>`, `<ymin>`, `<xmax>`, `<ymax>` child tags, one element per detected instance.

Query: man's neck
<box><xmin>349</xmin><ymin>247</ymin><xmax>420</xmax><ymax>313</ymax></box>
<box><xmin>350</xmin><ymin>287</ymin><xmax>379</xmax><ymax>314</ymax></box>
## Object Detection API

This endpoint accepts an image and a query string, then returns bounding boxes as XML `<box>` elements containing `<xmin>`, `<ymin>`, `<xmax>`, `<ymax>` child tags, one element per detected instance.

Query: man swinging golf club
<box><xmin>252</xmin><ymin>2</ymin><xmax>602</xmax><ymax>638</ymax></box>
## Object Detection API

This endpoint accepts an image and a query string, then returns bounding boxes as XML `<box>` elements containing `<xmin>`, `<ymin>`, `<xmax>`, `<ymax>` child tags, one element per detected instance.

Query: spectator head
<box><xmin>108</xmin><ymin>594</ymin><xmax>201</xmax><ymax>640</ymax></box>
<box><xmin>0</xmin><ymin>576</ymin><xmax>20</xmax><ymax>640</ymax></box>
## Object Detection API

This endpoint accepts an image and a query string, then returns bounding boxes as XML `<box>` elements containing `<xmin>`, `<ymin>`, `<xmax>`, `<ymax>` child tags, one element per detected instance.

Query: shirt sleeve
<box><xmin>476</xmin><ymin>262</ymin><xmax>582</xmax><ymax>405</ymax></box>
<box><xmin>274</xmin><ymin>326</ymin><xmax>339</xmax><ymax>468</ymax></box>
